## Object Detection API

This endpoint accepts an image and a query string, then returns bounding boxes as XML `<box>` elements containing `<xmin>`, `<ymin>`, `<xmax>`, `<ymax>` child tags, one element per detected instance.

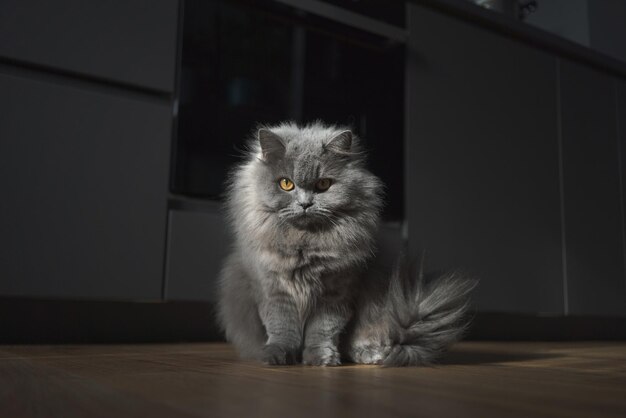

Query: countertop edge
<box><xmin>410</xmin><ymin>0</ymin><xmax>626</xmax><ymax>80</ymax></box>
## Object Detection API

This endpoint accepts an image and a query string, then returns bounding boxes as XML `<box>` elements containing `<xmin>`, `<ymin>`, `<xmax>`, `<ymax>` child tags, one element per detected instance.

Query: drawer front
<box><xmin>560</xmin><ymin>61</ymin><xmax>626</xmax><ymax>316</ymax></box>
<box><xmin>0</xmin><ymin>0</ymin><xmax>180</xmax><ymax>92</ymax></box>
<box><xmin>0</xmin><ymin>72</ymin><xmax>172</xmax><ymax>300</ymax></box>
<box><xmin>407</xmin><ymin>4</ymin><xmax>564</xmax><ymax>314</ymax></box>
<box><xmin>165</xmin><ymin>208</ymin><xmax>231</xmax><ymax>302</ymax></box>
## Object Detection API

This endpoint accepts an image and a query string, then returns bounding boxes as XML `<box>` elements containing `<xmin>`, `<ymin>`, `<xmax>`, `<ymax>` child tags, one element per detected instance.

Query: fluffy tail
<box><xmin>346</xmin><ymin>259</ymin><xmax>477</xmax><ymax>366</ymax></box>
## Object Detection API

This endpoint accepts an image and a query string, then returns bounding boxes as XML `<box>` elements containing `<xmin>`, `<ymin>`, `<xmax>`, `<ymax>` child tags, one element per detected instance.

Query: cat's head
<box><xmin>247</xmin><ymin>122</ymin><xmax>382</xmax><ymax>230</ymax></box>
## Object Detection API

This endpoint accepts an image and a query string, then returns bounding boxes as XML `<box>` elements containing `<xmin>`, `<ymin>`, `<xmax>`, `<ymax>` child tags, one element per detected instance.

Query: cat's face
<box><xmin>255</xmin><ymin>128</ymin><xmax>362</xmax><ymax>230</ymax></box>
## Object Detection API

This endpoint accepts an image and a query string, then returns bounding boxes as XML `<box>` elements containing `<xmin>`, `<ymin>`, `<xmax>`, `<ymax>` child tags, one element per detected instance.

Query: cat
<box><xmin>217</xmin><ymin>121</ymin><xmax>475</xmax><ymax>366</ymax></box>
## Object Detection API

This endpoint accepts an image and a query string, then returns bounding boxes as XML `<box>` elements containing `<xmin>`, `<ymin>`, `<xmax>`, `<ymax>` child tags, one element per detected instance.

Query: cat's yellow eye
<box><xmin>315</xmin><ymin>178</ymin><xmax>332</xmax><ymax>192</ymax></box>
<box><xmin>279</xmin><ymin>178</ymin><xmax>295</xmax><ymax>191</ymax></box>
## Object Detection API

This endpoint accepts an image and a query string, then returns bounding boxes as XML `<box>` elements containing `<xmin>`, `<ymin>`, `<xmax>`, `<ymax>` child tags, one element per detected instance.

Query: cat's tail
<box><xmin>346</xmin><ymin>259</ymin><xmax>477</xmax><ymax>366</ymax></box>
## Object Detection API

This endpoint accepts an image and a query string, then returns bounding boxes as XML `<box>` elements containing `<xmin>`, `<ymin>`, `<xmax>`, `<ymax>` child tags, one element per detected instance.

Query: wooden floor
<box><xmin>0</xmin><ymin>342</ymin><xmax>625</xmax><ymax>418</ymax></box>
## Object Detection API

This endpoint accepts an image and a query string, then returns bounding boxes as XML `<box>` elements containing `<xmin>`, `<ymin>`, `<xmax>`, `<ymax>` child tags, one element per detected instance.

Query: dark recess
<box><xmin>2</xmin><ymin>298</ymin><xmax>625</xmax><ymax>344</ymax></box>
<box><xmin>173</xmin><ymin>0</ymin><xmax>405</xmax><ymax>220</ymax></box>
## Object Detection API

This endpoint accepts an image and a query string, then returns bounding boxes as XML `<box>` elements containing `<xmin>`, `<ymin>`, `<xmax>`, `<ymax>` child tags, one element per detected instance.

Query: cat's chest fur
<box><xmin>256</xmin><ymin>232</ymin><xmax>347</xmax><ymax>314</ymax></box>
<box><xmin>260</xmin><ymin>239</ymin><xmax>336</xmax><ymax>280</ymax></box>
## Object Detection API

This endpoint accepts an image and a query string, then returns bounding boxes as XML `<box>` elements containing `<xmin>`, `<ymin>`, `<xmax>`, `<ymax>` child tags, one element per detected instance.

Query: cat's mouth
<box><xmin>281</xmin><ymin>209</ymin><xmax>332</xmax><ymax>230</ymax></box>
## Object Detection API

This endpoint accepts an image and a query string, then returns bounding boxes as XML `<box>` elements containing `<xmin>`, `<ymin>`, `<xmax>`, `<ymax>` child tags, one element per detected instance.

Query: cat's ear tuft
<box><xmin>325</xmin><ymin>130</ymin><xmax>352</xmax><ymax>154</ymax></box>
<box><xmin>258</xmin><ymin>129</ymin><xmax>286</xmax><ymax>161</ymax></box>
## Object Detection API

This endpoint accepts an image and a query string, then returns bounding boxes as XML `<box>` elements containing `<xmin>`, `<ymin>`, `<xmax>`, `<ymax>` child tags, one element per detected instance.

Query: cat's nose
<box><xmin>299</xmin><ymin>201</ymin><xmax>313</xmax><ymax>210</ymax></box>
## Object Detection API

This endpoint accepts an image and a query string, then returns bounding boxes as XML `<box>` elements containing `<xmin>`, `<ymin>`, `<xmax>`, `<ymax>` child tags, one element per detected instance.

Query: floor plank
<box><xmin>0</xmin><ymin>342</ymin><xmax>624</xmax><ymax>418</ymax></box>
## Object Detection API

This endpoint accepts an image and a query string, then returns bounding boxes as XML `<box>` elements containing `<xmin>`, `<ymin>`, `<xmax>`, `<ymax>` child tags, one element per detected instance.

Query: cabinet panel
<box><xmin>165</xmin><ymin>208</ymin><xmax>231</xmax><ymax>302</ymax></box>
<box><xmin>618</xmin><ymin>80</ymin><xmax>626</xmax><ymax>309</ymax></box>
<box><xmin>0</xmin><ymin>0</ymin><xmax>179</xmax><ymax>92</ymax></box>
<box><xmin>0</xmin><ymin>72</ymin><xmax>172</xmax><ymax>299</ymax></box>
<box><xmin>406</xmin><ymin>5</ymin><xmax>563</xmax><ymax>313</ymax></box>
<box><xmin>560</xmin><ymin>61</ymin><xmax>626</xmax><ymax>315</ymax></box>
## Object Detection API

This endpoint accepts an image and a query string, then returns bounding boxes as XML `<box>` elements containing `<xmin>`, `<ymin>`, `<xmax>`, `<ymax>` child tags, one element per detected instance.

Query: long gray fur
<box><xmin>217</xmin><ymin>121</ymin><xmax>475</xmax><ymax>366</ymax></box>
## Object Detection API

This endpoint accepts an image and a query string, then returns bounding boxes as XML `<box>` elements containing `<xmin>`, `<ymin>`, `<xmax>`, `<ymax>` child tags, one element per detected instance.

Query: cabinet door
<box><xmin>165</xmin><ymin>208</ymin><xmax>231</xmax><ymax>302</ymax></box>
<box><xmin>560</xmin><ymin>61</ymin><xmax>626</xmax><ymax>315</ymax></box>
<box><xmin>0</xmin><ymin>0</ymin><xmax>179</xmax><ymax>92</ymax></box>
<box><xmin>406</xmin><ymin>5</ymin><xmax>564</xmax><ymax>313</ymax></box>
<box><xmin>618</xmin><ymin>80</ymin><xmax>626</xmax><ymax>308</ymax></box>
<box><xmin>0</xmin><ymin>72</ymin><xmax>172</xmax><ymax>300</ymax></box>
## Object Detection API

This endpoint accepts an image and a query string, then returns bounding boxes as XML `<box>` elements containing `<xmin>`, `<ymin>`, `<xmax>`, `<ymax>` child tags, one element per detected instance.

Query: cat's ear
<box><xmin>325</xmin><ymin>130</ymin><xmax>352</xmax><ymax>154</ymax></box>
<box><xmin>258</xmin><ymin>129</ymin><xmax>286</xmax><ymax>161</ymax></box>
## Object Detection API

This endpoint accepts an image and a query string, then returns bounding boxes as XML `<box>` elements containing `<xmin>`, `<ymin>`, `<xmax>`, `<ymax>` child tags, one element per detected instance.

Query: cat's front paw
<box><xmin>350</xmin><ymin>344</ymin><xmax>385</xmax><ymax>365</ymax></box>
<box><xmin>303</xmin><ymin>345</ymin><xmax>341</xmax><ymax>366</ymax></box>
<box><xmin>261</xmin><ymin>343</ymin><xmax>299</xmax><ymax>366</ymax></box>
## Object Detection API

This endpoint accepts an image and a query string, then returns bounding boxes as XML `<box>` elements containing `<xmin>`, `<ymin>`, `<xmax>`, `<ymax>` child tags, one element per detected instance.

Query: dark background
<box><xmin>1</xmin><ymin>0</ymin><xmax>625</xmax><ymax>342</ymax></box>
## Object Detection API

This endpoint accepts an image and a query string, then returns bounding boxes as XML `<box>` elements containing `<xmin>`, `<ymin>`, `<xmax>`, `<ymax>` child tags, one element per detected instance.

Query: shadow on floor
<box><xmin>439</xmin><ymin>349</ymin><xmax>561</xmax><ymax>365</ymax></box>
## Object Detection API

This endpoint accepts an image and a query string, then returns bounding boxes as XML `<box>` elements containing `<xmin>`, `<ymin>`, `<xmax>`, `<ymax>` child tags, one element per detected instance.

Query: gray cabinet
<box><xmin>618</xmin><ymin>80</ymin><xmax>626</xmax><ymax>290</ymax></box>
<box><xmin>165</xmin><ymin>208</ymin><xmax>231</xmax><ymax>302</ymax></box>
<box><xmin>406</xmin><ymin>4</ymin><xmax>564</xmax><ymax>313</ymax></box>
<box><xmin>0</xmin><ymin>0</ymin><xmax>180</xmax><ymax>92</ymax></box>
<box><xmin>0</xmin><ymin>71</ymin><xmax>172</xmax><ymax>300</ymax></box>
<box><xmin>559</xmin><ymin>60</ymin><xmax>626</xmax><ymax>315</ymax></box>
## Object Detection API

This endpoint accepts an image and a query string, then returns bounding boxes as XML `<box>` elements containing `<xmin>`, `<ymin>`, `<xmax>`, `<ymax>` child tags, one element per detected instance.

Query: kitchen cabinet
<box><xmin>618</xmin><ymin>80</ymin><xmax>626</xmax><ymax>292</ymax></box>
<box><xmin>165</xmin><ymin>207</ymin><xmax>231</xmax><ymax>302</ymax></box>
<box><xmin>406</xmin><ymin>4</ymin><xmax>564</xmax><ymax>313</ymax></box>
<box><xmin>0</xmin><ymin>71</ymin><xmax>172</xmax><ymax>299</ymax></box>
<box><xmin>559</xmin><ymin>60</ymin><xmax>626</xmax><ymax>315</ymax></box>
<box><xmin>0</xmin><ymin>0</ymin><xmax>180</xmax><ymax>92</ymax></box>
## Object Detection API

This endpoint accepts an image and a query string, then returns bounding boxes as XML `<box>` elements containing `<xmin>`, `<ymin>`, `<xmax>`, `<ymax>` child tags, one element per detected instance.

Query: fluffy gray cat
<box><xmin>217</xmin><ymin>122</ymin><xmax>475</xmax><ymax>366</ymax></box>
